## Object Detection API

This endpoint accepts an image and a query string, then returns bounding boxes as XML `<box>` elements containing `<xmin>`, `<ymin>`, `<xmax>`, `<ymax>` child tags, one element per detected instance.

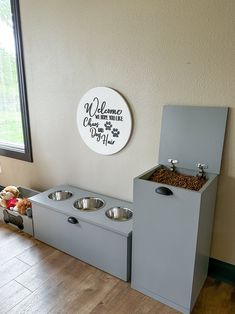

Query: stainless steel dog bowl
<box><xmin>73</xmin><ymin>197</ymin><xmax>105</xmax><ymax>211</ymax></box>
<box><xmin>48</xmin><ymin>190</ymin><xmax>73</xmax><ymax>201</ymax></box>
<box><xmin>105</xmin><ymin>207</ymin><xmax>133</xmax><ymax>221</ymax></box>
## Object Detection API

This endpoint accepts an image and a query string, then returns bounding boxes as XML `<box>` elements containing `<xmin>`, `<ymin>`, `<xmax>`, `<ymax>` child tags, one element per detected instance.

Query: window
<box><xmin>0</xmin><ymin>0</ymin><xmax>32</xmax><ymax>161</ymax></box>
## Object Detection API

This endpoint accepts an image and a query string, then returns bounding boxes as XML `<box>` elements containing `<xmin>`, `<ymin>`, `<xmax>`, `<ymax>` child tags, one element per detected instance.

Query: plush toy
<box><xmin>6</xmin><ymin>198</ymin><xmax>18</xmax><ymax>209</ymax></box>
<box><xmin>14</xmin><ymin>198</ymin><xmax>32</xmax><ymax>215</ymax></box>
<box><xmin>0</xmin><ymin>186</ymin><xmax>32</xmax><ymax>216</ymax></box>
<box><xmin>0</xmin><ymin>186</ymin><xmax>19</xmax><ymax>208</ymax></box>
<box><xmin>4</xmin><ymin>186</ymin><xmax>19</xmax><ymax>197</ymax></box>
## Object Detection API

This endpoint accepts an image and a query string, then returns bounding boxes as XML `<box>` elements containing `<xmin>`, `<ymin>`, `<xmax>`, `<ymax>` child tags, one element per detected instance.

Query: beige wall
<box><xmin>0</xmin><ymin>0</ymin><xmax>234</xmax><ymax>264</ymax></box>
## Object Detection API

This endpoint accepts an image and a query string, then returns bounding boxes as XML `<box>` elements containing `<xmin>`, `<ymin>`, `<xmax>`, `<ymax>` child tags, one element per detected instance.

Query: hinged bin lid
<box><xmin>159</xmin><ymin>105</ymin><xmax>228</xmax><ymax>174</ymax></box>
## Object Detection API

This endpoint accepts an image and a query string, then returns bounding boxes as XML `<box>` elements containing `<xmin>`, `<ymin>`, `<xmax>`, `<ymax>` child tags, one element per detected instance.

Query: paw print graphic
<box><xmin>111</xmin><ymin>128</ymin><xmax>120</xmax><ymax>138</ymax></box>
<box><xmin>104</xmin><ymin>121</ymin><xmax>112</xmax><ymax>130</ymax></box>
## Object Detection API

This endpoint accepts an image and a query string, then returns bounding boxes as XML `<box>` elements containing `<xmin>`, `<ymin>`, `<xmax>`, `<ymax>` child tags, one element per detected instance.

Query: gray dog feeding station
<box><xmin>30</xmin><ymin>185</ymin><xmax>133</xmax><ymax>281</ymax></box>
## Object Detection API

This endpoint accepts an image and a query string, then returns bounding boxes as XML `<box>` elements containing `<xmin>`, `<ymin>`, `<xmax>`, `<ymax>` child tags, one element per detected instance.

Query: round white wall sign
<box><xmin>77</xmin><ymin>87</ymin><xmax>132</xmax><ymax>155</ymax></box>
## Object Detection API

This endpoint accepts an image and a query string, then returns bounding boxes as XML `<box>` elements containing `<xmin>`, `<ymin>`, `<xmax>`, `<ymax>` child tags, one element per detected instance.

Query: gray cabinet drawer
<box><xmin>33</xmin><ymin>204</ymin><xmax>130</xmax><ymax>281</ymax></box>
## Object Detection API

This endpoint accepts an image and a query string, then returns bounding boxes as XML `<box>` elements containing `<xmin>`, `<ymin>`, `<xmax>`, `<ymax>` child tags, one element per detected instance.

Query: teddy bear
<box><xmin>14</xmin><ymin>198</ymin><xmax>32</xmax><ymax>215</ymax></box>
<box><xmin>0</xmin><ymin>186</ymin><xmax>19</xmax><ymax>208</ymax></box>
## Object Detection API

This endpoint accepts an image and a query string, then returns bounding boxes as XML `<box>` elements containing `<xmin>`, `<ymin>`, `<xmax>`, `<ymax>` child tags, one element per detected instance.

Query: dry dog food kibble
<box><xmin>149</xmin><ymin>167</ymin><xmax>207</xmax><ymax>191</ymax></box>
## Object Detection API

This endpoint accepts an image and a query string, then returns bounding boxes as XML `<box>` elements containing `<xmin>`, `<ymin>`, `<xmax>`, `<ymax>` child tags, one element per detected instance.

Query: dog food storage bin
<box><xmin>0</xmin><ymin>186</ymin><xmax>39</xmax><ymax>235</ymax></box>
<box><xmin>30</xmin><ymin>185</ymin><xmax>133</xmax><ymax>281</ymax></box>
<box><xmin>131</xmin><ymin>106</ymin><xmax>228</xmax><ymax>314</ymax></box>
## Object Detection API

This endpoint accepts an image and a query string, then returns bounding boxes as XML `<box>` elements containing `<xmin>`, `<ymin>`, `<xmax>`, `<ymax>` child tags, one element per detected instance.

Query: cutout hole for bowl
<box><xmin>105</xmin><ymin>207</ymin><xmax>133</xmax><ymax>222</ymax></box>
<box><xmin>48</xmin><ymin>190</ymin><xmax>73</xmax><ymax>201</ymax></box>
<box><xmin>73</xmin><ymin>197</ymin><xmax>105</xmax><ymax>211</ymax></box>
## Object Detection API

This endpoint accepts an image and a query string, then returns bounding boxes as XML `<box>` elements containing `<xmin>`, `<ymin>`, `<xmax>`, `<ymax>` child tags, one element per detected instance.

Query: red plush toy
<box><xmin>6</xmin><ymin>198</ymin><xmax>18</xmax><ymax>209</ymax></box>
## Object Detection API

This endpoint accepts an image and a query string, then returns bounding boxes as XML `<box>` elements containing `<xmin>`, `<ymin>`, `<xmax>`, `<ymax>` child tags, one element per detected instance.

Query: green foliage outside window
<box><xmin>0</xmin><ymin>0</ymin><xmax>24</xmax><ymax>144</ymax></box>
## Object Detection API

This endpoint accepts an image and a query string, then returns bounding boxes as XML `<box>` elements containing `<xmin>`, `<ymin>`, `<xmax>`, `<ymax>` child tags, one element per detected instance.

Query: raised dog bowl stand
<box><xmin>131</xmin><ymin>106</ymin><xmax>228</xmax><ymax>314</ymax></box>
<box><xmin>30</xmin><ymin>185</ymin><xmax>133</xmax><ymax>281</ymax></box>
<box><xmin>0</xmin><ymin>186</ymin><xmax>39</xmax><ymax>235</ymax></box>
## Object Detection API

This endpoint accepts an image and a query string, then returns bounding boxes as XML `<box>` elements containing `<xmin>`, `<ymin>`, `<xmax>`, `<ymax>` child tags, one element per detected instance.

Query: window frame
<box><xmin>0</xmin><ymin>0</ymin><xmax>33</xmax><ymax>162</ymax></box>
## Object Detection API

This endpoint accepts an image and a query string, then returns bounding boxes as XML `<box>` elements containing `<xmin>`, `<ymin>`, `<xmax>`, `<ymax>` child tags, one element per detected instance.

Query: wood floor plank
<box><xmin>90</xmin><ymin>281</ymin><xmax>179</xmax><ymax>314</ymax></box>
<box><xmin>0</xmin><ymin>223</ymin><xmax>19</xmax><ymax>247</ymax></box>
<box><xmin>16</xmin><ymin>240</ymin><xmax>56</xmax><ymax>266</ymax></box>
<box><xmin>192</xmin><ymin>278</ymin><xmax>235</xmax><ymax>314</ymax></box>
<box><xmin>48</xmin><ymin>269</ymin><xmax>119</xmax><ymax>314</ymax></box>
<box><xmin>0</xmin><ymin>257</ymin><xmax>30</xmax><ymax>288</ymax></box>
<box><xmin>0</xmin><ymin>280</ymin><xmax>31</xmax><ymax>313</ymax></box>
<box><xmin>9</xmin><ymin>259</ymin><xmax>98</xmax><ymax>313</ymax></box>
<box><xmin>15</xmin><ymin>250</ymin><xmax>75</xmax><ymax>291</ymax></box>
<box><xmin>0</xmin><ymin>231</ymin><xmax>35</xmax><ymax>266</ymax></box>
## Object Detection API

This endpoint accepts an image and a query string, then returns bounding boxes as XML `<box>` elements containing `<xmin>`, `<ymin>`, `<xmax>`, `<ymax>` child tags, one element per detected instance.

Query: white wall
<box><xmin>0</xmin><ymin>0</ymin><xmax>235</xmax><ymax>265</ymax></box>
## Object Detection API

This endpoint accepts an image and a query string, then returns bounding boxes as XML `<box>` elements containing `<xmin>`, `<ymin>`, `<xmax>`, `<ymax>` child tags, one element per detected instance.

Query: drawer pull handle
<box><xmin>155</xmin><ymin>186</ymin><xmax>173</xmax><ymax>196</ymax></box>
<box><xmin>67</xmin><ymin>217</ymin><xmax>78</xmax><ymax>224</ymax></box>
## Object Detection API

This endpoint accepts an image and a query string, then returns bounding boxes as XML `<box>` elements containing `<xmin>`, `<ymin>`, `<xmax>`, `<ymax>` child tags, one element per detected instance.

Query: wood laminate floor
<box><xmin>0</xmin><ymin>221</ymin><xmax>234</xmax><ymax>314</ymax></box>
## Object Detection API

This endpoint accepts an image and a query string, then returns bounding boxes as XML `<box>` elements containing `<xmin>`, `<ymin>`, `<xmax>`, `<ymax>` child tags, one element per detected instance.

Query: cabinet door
<box><xmin>32</xmin><ymin>204</ymin><xmax>129</xmax><ymax>280</ymax></box>
<box><xmin>132</xmin><ymin>179</ymin><xmax>200</xmax><ymax>309</ymax></box>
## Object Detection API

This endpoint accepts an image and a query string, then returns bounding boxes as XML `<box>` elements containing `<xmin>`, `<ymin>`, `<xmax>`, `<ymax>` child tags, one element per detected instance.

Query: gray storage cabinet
<box><xmin>131</xmin><ymin>106</ymin><xmax>228</xmax><ymax>314</ymax></box>
<box><xmin>31</xmin><ymin>185</ymin><xmax>132</xmax><ymax>281</ymax></box>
